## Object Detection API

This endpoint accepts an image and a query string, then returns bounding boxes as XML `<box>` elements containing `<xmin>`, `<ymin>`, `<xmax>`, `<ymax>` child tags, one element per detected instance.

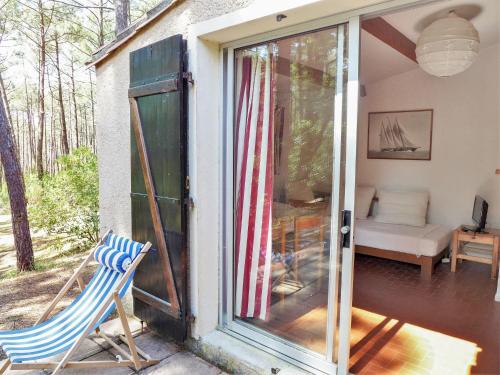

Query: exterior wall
<box><xmin>357</xmin><ymin>43</ymin><xmax>500</xmax><ymax>229</ymax></box>
<box><xmin>97</xmin><ymin>0</ymin><xmax>485</xmax><ymax>347</ymax></box>
<box><xmin>95</xmin><ymin>0</ymin><xmax>252</xmax><ymax>335</ymax></box>
<box><xmin>95</xmin><ymin>0</ymin><xmax>392</xmax><ymax>340</ymax></box>
<box><xmin>96</xmin><ymin>0</ymin><xmax>252</xmax><ymax>239</ymax></box>
<box><xmin>184</xmin><ymin>37</ymin><xmax>222</xmax><ymax>338</ymax></box>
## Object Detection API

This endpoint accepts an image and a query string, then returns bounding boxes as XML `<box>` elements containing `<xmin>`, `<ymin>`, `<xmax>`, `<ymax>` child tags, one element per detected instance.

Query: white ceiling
<box><xmin>360</xmin><ymin>0</ymin><xmax>499</xmax><ymax>85</ymax></box>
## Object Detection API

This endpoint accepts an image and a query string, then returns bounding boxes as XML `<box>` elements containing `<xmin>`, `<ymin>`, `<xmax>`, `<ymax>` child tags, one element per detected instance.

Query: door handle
<box><xmin>340</xmin><ymin>225</ymin><xmax>350</xmax><ymax>235</ymax></box>
<box><xmin>341</xmin><ymin>210</ymin><xmax>352</xmax><ymax>248</ymax></box>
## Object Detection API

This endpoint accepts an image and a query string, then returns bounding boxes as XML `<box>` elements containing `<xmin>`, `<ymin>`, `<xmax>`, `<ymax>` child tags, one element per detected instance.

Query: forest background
<box><xmin>0</xmin><ymin>0</ymin><xmax>162</xmax><ymax>275</ymax></box>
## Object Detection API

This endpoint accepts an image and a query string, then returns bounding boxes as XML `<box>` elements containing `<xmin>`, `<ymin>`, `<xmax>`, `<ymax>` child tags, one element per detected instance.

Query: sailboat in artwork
<box><xmin>379</xmin><ymin>118</ymin><xmax>420</xmax><ymax>152</ymax></box>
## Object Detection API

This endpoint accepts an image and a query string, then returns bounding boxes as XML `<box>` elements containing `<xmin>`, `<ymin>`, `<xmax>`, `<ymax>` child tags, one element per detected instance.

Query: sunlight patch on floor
<box><xmin>350</xmin><ymin>307</ymin><xmax>480</xmax><ymax>375</ymax></box>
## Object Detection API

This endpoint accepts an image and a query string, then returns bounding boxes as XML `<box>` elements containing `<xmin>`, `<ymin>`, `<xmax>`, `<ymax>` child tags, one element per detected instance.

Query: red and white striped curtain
<box><xmin>234</xmin><ymin>49</ymin><xmax>275</xmax><ymax>320</ymax></box>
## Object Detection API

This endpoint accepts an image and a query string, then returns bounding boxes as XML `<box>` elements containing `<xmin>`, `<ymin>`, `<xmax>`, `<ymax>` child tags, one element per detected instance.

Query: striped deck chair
<box><xmin>0</xmin><ymin>231</ymin><xmax>159</xmax><ymax>374</ymax></box>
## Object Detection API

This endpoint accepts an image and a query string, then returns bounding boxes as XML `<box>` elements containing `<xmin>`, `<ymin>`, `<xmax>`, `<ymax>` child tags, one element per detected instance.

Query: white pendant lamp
<box><xmin>416</xmin><ymin>11</ymin><xmax>480</xmax><ymax>77</ymax></box>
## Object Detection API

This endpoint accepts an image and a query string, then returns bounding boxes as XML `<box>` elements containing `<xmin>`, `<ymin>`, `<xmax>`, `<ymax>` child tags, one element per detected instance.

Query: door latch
<box><xmin>341</xmin><ymin>210</ymin><xmax>352</xmax><ymax>248</ymax></box>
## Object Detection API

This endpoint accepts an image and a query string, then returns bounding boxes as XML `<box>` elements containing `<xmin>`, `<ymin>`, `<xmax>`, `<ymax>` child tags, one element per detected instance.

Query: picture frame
<box><xmin>367</xmin><ymin>109</ymin><xmax>433</xmax><ymax>161</ymax></box>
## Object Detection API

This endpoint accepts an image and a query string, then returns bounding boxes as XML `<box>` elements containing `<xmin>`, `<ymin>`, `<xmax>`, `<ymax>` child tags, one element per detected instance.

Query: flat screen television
<box><xmin>471</xmin><ymin>195</ymin><xmax>488</xmax><ymax>232</ymax></box>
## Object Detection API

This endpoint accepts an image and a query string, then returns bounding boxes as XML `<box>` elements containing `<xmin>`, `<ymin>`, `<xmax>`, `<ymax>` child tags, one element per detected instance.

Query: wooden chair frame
<box><xmin>0</xmin><ymin>231</ymin><xmax>160</xmax><ymax>375</ymax></box>
<box><xmin>294</xmin><ymin>215</ymin><xmax>326</xmax><ymax>283</ymax></box>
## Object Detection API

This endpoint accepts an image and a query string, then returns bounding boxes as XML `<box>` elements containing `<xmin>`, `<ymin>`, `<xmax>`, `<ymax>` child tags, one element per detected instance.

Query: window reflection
<box><xmin>234</xmin><ymin>27</ymin><xmax>339</xmax><ymax>354</ymax></box>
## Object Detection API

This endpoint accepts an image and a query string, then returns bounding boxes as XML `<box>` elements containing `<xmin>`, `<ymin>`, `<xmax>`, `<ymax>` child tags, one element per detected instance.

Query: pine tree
<box><xmin>0</xmin><ymin>72</ymin><xmax>34</xmax><ymax>272</ymax></box>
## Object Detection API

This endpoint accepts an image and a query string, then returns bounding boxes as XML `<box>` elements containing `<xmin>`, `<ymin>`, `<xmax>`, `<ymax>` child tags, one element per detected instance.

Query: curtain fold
<box><xmin>234</xmin><ymin>50</ymin><xmax>275</xmax><ymax>320</ymax></box>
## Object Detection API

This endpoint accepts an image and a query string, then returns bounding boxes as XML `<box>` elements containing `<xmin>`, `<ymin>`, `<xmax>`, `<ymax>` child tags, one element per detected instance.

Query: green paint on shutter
<box><xmin>130</xmin><ymin>34</ymin><xmax>188</xmax><ymax>341</ymax></box>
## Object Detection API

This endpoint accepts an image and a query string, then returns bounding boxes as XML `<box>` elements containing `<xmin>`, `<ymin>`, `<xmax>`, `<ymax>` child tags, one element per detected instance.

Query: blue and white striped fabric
<box><xmin>94</xmin><ymin>245</ymin><xmax>131</xmax><ymax>273</ymax></box>
<box><xmin>105</xmin><ymin>233</ymin><xmax>143</xmax><ymax>260</ymax></box>
<box><xmin>0</xmin><ymin>234</ymin><xmax>144</xmax><ymax>363</ymax></box>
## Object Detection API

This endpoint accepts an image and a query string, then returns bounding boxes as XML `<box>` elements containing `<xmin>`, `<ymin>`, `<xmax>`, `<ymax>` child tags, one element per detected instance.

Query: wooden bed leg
<box><xmin>0</xmin><ymin>359</ymin><xmax>11</xmax><ymax>375</ymax></box>
<box><xmin>421</xmin><ymin>257</ymin><xmax>433</xmax><ymax>280</ymax></box>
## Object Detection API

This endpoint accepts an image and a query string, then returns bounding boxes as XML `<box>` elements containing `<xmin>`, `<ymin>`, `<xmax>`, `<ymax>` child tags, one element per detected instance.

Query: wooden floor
<box><xmin>244</xmin><ymin>253</ymin><xmax>499</xmax><ymax>374</ymax></box>
<box><xmin>249</xmin><ymin>245</ymin><xmax>330</xmax><ymax>354</ymax></box>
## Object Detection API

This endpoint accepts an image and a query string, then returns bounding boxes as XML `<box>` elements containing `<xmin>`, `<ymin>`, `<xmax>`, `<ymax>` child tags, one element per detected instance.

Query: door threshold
<box><xmin>188</xmin><ymin>329</ymin><xmax>323</xmax><ymax>375</ymax></box>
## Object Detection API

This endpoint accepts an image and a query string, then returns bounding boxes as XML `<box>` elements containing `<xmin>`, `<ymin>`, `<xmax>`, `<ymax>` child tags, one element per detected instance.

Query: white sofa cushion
<box><xmin>374</xmin><ymin>190</ymin><xmax>429</xmax><ymax>227</ymax></box>
<box><xmin>355</xmin><ymin>218</ymin><xmax>451</xmax><ymax>257</ymax></box>
<box><xmin>355</xmin><ymin>186</ymin><xmax>376</xmax><ymax>219</ymax></box>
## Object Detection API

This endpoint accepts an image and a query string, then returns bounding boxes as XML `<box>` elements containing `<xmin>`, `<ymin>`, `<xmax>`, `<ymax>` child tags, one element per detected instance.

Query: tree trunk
<box><xmin>70</xmin><ymin>59</ymin><xmax>79</xmax><ymax>148</ymax></box>
<box><xmin>98</xmin><ymin>0</ymin><xmax>105</xmax><ymax>47</ymax></box>
<box><xmin>55</xmin><ymin>33</ymin><xmax>69</xmax><ymax>155</ymax></box>
<box><xmin>114</xmin><ymin>0</ymin><xmax>129</xmax><ymax>35</ymax></box>
<box><xmin>15</xmin><ymin>110</ymin><xmax>20</xmax><ymax>153</ymax></box>
<box><xmin>27</xmin><ymin>94</ymin><xmax>36</xmax><ymax>172</ymax></box>
<box><xmin>80</xmin><ymin>106</ymin><xmax>87</xmax><ymax>146</ymax></box>
<box><xmin>24</xmin><ymin>80</ymin><xmax>34</xmax><ymax>171</ymax></box>
<box><xmin>0</xmin><ymin>73</ymin><xmax>21</xmax><ymax>167</ymax></box>
<box><xmin>0</xmin><ymin>72</ymin><xmax>13</xmax><ymax>135</ymax></box>
<box><xmin>36</xmin><ymin>0</ymin><xmax>46</xmax><ymax>180</ymax></box>
<box><xmin>21</xmin><ymin>114</ymin><xmax>26</xmax><ymax>172</ymax></box>
<box><xmin>49</xmin><ymin>88</ymin><xmax>55</xmax><ymax>174</ymax></box>
<box><xmin>88</xmin><ymin>70</ymin><xmax>96</xmax><ymax>151</ymax></box>
<box><xmin>0</xmin><ymin>75</ymin><xmax>34</xmax><ymax>272</ymax></box>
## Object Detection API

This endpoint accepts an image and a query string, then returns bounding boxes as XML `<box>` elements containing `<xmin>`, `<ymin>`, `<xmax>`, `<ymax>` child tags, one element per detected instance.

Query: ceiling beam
<box><xmin>362</xmin><ymin>17</ymin><xmax>417</xmax><ymax>63</ymax></box>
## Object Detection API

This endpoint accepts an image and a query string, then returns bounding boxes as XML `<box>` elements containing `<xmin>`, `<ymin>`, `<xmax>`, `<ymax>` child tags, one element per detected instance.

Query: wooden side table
<box><xmin>451</xmin><ymin>227</ymin><xmax>500</xmax><ymax>279</ymax></box>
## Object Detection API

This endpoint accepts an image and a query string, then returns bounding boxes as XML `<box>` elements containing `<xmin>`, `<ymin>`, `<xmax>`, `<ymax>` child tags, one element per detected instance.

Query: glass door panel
<box><xmin>233</xmin><ymin>25</ymin><xmax>345</xmax><ymax>356</ymax></box>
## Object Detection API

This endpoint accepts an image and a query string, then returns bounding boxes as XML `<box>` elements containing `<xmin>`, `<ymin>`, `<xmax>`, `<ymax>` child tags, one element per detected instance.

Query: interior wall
<box><xmin>357</xmin><ymin>43</ymin><xmax>500</xmax><ymax>229</ymax></box>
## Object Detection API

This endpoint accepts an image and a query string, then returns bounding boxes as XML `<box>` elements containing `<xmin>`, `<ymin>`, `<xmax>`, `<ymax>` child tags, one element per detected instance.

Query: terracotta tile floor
<box><xmin>242</xmin><ymin>248</ymin><xmax>499</xmax><ymax>374</ymax></box>
<box><xmin>351</xmin><ymin>254</ymin><xmax>500</xmax><ymax>375</ymax></box>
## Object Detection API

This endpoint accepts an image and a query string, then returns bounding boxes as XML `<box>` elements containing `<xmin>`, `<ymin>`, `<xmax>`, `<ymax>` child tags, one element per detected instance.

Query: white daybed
<box><xmin>353</xmin><ymin>188</ymin><xmax>452</xmax><ymax>280</ymax></box>
<box><xmin>354</xmin><ymin>218</ymin><xmax>452</xmax><ymax>279</ymax></box>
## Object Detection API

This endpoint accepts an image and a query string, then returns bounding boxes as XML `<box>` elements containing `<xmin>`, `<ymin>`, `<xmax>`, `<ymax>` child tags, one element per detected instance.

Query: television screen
<box><xmin>472</xmin><ymin>195</ymin><xmax>488</xmax><ymax>230</ymax></box>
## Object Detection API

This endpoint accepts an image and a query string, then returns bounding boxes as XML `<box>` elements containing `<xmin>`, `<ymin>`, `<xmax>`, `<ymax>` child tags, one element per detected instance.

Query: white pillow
<box><xmin>374</xmin><ymin>190</ymin><xmax>429</xmax><ymax>227</ymax></box>
<box><xmin>355</xmin><ymin>186</ymin><xmax>376</xmax><ymax>219</ymax></box>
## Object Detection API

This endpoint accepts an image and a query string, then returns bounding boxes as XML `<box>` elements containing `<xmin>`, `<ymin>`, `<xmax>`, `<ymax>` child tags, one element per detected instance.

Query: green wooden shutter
<box><xmin>129</xmin><ymin>34</ymin><xmax>189</xmax><ymax>341</ymax></box>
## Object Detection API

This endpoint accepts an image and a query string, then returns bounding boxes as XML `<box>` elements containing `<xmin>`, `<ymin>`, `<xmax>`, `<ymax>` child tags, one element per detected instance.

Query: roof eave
<box><xmin>87</xmin><ymin>0</ymin><xmax>184</xmax><ymax>68</ymax></box>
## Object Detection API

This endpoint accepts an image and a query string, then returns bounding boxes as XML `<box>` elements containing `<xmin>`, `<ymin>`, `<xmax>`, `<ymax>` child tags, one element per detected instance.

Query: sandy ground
<box><xmin>0</xmin><ymin>213</ymin><xmax>96</xmax><ymax>332</ymax></box>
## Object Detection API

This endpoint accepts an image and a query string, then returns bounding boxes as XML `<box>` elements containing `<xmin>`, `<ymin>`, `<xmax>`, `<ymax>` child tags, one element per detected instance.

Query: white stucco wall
<box><xmin>96</xmin><ymin>0</ymin><xmax>252</xmax><ymax>239</ymax></box>
<box><xmin>95</xmin><ymin>0</ymin><xmax>253</xmax><ymax>337</ymax></box>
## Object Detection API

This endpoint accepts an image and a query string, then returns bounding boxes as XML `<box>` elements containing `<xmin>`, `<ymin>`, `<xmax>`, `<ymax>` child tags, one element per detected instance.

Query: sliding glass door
<box><xmin>222</xmin><ymin>17</ymin><xmax>360</xmax><ymax>374</ymax></box>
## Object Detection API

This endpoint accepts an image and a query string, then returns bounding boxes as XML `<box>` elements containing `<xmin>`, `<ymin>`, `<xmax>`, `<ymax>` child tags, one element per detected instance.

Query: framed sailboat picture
<box><xmin>367</xmin><ymin>109</ymin><xmax>433</xmax><ymax>160</ymax></box>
